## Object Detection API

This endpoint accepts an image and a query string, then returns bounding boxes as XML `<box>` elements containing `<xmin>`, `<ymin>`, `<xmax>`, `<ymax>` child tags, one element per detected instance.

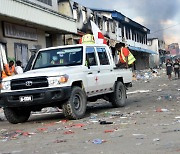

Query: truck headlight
<box><xmin>1</xmin><ymin>81</ymin><xmax>11</xmax><ymax>90</ymax></box>
<box><xmin>48</xmin><ymin>75</ymin><xmax>69</xmax><ymax>86</ymax></box>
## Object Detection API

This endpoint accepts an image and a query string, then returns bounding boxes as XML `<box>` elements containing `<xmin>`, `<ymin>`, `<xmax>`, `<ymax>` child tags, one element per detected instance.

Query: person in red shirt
<box><xmin>115</xmin><ymin>43</ymin><xmax>129</xmax><ymax>68</ymax></box>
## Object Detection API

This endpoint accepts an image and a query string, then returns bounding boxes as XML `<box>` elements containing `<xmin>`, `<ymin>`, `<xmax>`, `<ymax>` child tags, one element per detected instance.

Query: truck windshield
<box><xmin>33</xmin><ymin>47</ymin><xmax>83</xmax><ymax>69</ymax></box>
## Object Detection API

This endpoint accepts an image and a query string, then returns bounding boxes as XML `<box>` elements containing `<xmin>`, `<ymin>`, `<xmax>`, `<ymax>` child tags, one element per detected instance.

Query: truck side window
<box><xmin>96</xmin><ymin>47</ymin><xmax>110</xmax><ymax>65</ymax></box>
<box><xmin>86</xmin><ymin>47</ymin><xmax>97</xmax><ymax>66</ymax></box>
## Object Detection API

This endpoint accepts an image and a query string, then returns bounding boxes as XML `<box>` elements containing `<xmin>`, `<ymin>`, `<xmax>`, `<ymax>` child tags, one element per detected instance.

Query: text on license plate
<box><xmin>19</xmin><ymin>96</ymin><xmax>33</xmax><ymax>102</ymax></box>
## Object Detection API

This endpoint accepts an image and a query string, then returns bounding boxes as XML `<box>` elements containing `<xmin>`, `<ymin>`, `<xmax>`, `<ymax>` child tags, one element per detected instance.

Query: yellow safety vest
<box><xmin>121</xmin><ymin>48</ymin><xmax>136</xmax><ymax>65</ymax></box>
<box><xmin>82</xmin><ymin>34</ymin><xmax>95</xmax><ymax>44</ymax></box>
<box><xmin>51</xmin><ymin>59</ymin><xmax>64</xmax><ymax>64</ymax></box>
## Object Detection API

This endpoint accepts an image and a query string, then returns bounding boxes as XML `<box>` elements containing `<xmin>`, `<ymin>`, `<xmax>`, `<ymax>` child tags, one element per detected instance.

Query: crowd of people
<box><xmin>166</xmin><ymin>58</ymin><xmax>180</xmax><ymax>80</ymax></box>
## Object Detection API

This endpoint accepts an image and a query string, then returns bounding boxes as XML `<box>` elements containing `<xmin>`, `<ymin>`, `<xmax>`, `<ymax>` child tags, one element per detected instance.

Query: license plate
<box><xmin>19</xmin><ymin>96</ymin><xmax>33</xmax><ymax>102</ymax></box>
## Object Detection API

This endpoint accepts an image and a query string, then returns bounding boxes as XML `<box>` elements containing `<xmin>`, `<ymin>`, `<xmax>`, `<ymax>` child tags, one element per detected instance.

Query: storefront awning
<box><xmin>128</xmin><ymin>46</ymin><xmax>158</xmax><ymax>54</ymax></box>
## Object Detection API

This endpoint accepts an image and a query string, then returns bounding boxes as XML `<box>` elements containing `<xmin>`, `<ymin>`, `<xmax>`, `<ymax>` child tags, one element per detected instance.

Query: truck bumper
<box><xmin>0</xmin><ymin>87</ymin><xmax>71</xmax><ymax>107</ymax></box>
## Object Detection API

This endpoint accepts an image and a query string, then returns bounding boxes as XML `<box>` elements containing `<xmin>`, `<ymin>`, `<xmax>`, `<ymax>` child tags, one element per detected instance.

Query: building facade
<box><xmin>0</xmin><ymin>0</ymin><xmax>77</xmax><ymax>67</ymax></box>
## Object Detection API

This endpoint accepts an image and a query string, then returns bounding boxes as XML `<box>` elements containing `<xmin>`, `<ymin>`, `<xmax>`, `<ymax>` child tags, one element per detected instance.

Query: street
<box><xmin>0</xmin><ymin>69</ymin><xmax>180</xmax><ymax>154</ymax></box>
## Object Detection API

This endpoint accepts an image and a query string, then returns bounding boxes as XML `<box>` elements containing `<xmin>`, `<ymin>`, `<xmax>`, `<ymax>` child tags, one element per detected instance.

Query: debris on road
<box><xmin>99</xmin><ymin>120</ymin><xmax>113</xmax><ymax>125</ymax></box>
<box><xmin>92</xmin><ymin>139</ymin><xmax>106</xmax><ymax>144</ymax></box>
<box><xmin>156</xmin><ymin>108</ymin><xmax>169</xmax><ymax>112</ymax></box>
<box><xmin>153</xmin><ymin>138</ymin><xmax>160</xmax><ymax>142</ymax></box>
<box><xmin>127</xmin><ymin>90</ymin><xmax>150</xmax><ymax>95</ymax></box>
<box><xmin>63</xmin><ymin>130</ymin><xmax>75</xmax><ymax>135</ymax></box>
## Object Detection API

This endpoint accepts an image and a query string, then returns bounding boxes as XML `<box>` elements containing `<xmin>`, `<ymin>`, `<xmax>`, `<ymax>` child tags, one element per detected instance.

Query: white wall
<box><xmin>148</xmin><ymin>39</ymin><xmax>160</xmax><ymax>68</ymax></box>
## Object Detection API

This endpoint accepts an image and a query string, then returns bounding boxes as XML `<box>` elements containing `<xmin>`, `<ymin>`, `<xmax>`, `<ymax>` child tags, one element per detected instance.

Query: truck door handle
<box><xmin>88</xmin><ymin>72</ymin><xmax>93</xmax><ymax>74</ymax></box>
<box><xmin>110</xmin><ymin>70</ymin><xmax>113</xmax><ymax>72</ymax></box>
<box><xmin>98</xmin><ymin>71</ymin><xmax>100</xmax><ymax>73</ymax></box>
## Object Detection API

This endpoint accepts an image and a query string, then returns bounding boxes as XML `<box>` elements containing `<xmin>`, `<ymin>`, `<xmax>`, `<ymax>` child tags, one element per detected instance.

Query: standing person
<box><xmin>2</xmin><ymin>60</ymin><xmax>15</xmax><ymax>79</ymax></box>
<box><xmin>15</xmin><ymin>60</ymin><xmax>23</xmax><ymax>74</ymax></box>
<box><xmin>166</xmin><ymin>59</ymin><xmax>173</xmax><ymax>80</ymax></box>
<box><xmin>79</xmin><ymin>29</ymin><xmax>95</xmax><ymax>44</ymax></box>
<box><xmin>115</xmin><ymin>43</ymin><xmax>135</xmax><ymax>68</ymax></box>
<box><xmin>173</xmin><ymin>59</ymin><xmax>180</xmax><ymax>79</ymax></box>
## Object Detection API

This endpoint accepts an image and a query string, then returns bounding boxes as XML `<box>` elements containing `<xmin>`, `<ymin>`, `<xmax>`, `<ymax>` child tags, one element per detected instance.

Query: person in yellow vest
<box><xmin>115</xmin><ymin>43</ymin><xmax>136</xmax><ymax>68</ymax></box>
<box><xmin>51</xmin><ymin>55</ymin><xmax>67</xmax><ymax>65</ymax></box>
<box><xmin>79</xmin><ymin>29</ymin><xmax>95</xmax><ymax>44</ymax></box>
<box><xmin>2</xmin><ymin>61</ymin><xmax>15</xmax><ymax>79</ymax></box>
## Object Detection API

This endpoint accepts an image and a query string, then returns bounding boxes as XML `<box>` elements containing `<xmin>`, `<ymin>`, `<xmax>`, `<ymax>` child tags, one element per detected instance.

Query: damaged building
<box><xmin>58</xmin><ymin>0</ymin><xmax>157</xmax><ymax>70</ymax></box>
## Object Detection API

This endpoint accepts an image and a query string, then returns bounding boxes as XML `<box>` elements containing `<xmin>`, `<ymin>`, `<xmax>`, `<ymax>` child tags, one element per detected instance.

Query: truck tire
<box><xmin>110</xmin><ymin>81</ymin><xmax>126</xmax><ymax>107</ymax></box>
<box><xmin>62</xmin><ymin>86</ymin><xmax>87</xmax><ymax>120</ymax></box>
<box><xmin>4</xmin><ymin>107</ymin><xmax>31</xmax><ymax>124</ymax></box>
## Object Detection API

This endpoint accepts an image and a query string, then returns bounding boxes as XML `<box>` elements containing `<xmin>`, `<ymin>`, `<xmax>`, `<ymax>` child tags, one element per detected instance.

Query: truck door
<box><xmin>85</xmin><ymin>47</ymin><xmax>100</xmax><ymax>95</ymax></box>
<box><xmin>96</xmin><ymin>47</ymin><xmax>115</xmax><ymax>91</ymax></box>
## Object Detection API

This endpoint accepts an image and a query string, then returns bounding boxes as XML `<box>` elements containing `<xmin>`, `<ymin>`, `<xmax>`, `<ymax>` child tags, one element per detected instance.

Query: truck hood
<box><xmin>3</xmin><ymin>66</ymin><xmax>83</xmax><ymax>81</ymax></box>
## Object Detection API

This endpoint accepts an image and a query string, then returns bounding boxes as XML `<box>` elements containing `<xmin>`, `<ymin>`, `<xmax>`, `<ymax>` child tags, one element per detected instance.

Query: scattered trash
<box><xmin>54</xmin><ymin>139</ymin><xmax>67</xmax><ymax>143</ymax></box>
<box><xmin>92</xmin><ymin>139</ymin><xmax>106</xmax><ymax>144</ymax></box>
<box><xmin>153</xmin><ymin>138</ymin><xmax>160</xmax><ymax>142</ymax></box>
<box><xmin>99</xmin><ymin>120</ymin><xmax>113</xmax><ymax>125</ymax></box>
<box><xmin>156</xmin><ymin>108</ymin><xmax>169</xmax><ymax>112</ymax></box>
<box><xmin>104</xmin><ymin>130</ymin><xmax>114</xmax><ymax>133</ymax></box>
<box><xmin>133</xmin><ymin>134</ymin><xmax>146</xmax><ymax>136</ymax></box>
<box><xmin>127</xmin><ymin>90</ymin><xmax>150</xmax><ymax>95</ymax></box>
<box><xmin>69</xmin><ymin>123</ymin><xmax>85</xmax><ymax>128</ymax></box>
<box><xmin>37</xmin><ymin>128</ymin><xmax>48</xmax><ymax>132</ymax></box>
<box><xmin>175</xmin><ymin>116</ymin><xmax>180</xmax><ymax>119</ymax></box>
<box><xmin>90</xmin><ymin>113</ymin><xmax>98</xmax><ymax>119</ymax></box>
<box><xmin>157</xmin><ymin>89</ymin><xmax>162</xmax><ymax>92</ymax></box>
<box><xmin>63</xmin><ymin>130</ymin><xmax>74</xmax><ymax>135</ymax></box>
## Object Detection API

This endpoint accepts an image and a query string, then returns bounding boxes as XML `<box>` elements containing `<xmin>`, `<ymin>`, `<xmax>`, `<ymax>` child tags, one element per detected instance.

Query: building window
<box><xmin>36</xmin><ymin>0</ymin><xmax>52</xmax><ymax>6</ymax></box>
<box><xmin>98</xmin><ymin>17</ymin><xmax>103</xmax><ymax>30</ymax></box>
<box><xmin>90</xmin><ymin>13</ymin><xmax>95</xmax><ymax>21</ymax></box>
<box><xmin>82</xmin><ymin>9</ymin><xmax>87</xmax><ymax>23</ymax></box>
<box><xmin>111</xmin><ymin>21</ymin><xmax>116</xmax><ymax>33</ymax></box>
<box><xmin>73</xmin><ymin>5</ymin><xmax>80</xmax><ymax>21</ymax></box>
<box><xmin>105</xmin><ymin>20</ymin><xmax>109</xmax><ymax>32</ymax></box>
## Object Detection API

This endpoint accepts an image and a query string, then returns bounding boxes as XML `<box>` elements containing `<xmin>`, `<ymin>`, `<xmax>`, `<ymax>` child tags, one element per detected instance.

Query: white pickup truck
<box><xmin>0</xmin><ymin>44</ymin><xmax>132</xmax><ymax>124</ymax></box>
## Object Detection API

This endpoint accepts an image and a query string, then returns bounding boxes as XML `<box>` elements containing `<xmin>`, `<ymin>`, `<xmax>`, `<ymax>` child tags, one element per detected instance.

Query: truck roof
<box><xmin>39</xmin><ymin>44</ymin><xmax>109</xmax><ymax>52</ymax></box>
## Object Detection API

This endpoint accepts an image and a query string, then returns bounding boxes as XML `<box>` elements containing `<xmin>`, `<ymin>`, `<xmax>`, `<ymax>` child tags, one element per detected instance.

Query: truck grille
<box><xmin>11</xmin><ymin>77</ymin><xmax>48</xmax><ymax>90</ymax></box>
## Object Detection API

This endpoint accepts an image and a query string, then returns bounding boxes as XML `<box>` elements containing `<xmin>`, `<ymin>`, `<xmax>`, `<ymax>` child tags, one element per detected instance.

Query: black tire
<box><xmin>4</xmin><ymin>107</ymin><xmax>31</xmax><ymax>124</ymax></box>
<box><xmin>62</xmin><ymin>86</ymin><xmax>87</xmax><ymax>120</ymax></box>
<box><xmin>109</xmin><ymin>81</ymin><xmax>126</xmax><ymax>107</ymax></box>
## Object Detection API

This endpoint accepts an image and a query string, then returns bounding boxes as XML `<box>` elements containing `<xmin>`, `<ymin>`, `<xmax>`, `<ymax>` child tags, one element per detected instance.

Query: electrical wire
<box><xmin>150</xmin><ymin>23</ymin><xmax>180</xmax><ymax>34</ymax></box>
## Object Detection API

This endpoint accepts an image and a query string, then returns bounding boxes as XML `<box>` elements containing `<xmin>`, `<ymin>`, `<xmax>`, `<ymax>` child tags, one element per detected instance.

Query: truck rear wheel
<box><xmin>110</xmin><ymin>81</ymin><xmax>126</xmax><ymax>107</ymax></box>
<box><xmin>62</xmin><ymin>86</ymin><xmax>87</xmax><ymax>120</ymax></box>
<box><xmin>4</xmin><ymin>107</ymin><xmax>31</xmax><ymax>124</ymax></box>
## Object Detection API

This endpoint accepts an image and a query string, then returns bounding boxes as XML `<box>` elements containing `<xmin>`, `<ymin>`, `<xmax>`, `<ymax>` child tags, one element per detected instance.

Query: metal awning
<box><xmin>128</xmin><ymin>46</ymin><xmax>158</xmax><ymax>55</ymax></box>
<box><xmin>0</xmin><ymin>0</ymin><xmax>77</xmax><ymax>34</ymax></box>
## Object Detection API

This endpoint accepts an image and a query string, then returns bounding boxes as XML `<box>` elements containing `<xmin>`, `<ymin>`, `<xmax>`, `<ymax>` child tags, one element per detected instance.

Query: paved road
<box><xmin>0</xmin><ymin>69</ymin><xmax>180</xmax><ymax>154</ymax></box>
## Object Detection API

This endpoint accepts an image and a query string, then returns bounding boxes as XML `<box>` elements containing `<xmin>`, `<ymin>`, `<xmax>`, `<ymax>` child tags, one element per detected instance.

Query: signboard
<box><xmin>3</xmin><ymin>22</ymin><xmax>38</xmax><ymax>41</ymax></box>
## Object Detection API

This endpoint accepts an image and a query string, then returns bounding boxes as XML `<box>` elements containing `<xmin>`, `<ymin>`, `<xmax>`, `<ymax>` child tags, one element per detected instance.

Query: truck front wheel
<box><xmin>4</xmin><ymin>107</ymin><xmax>31</xmax><ymax>124</ymax></box>
<box><xmin>109</xmin><ymin>81</ymin><xmax>126</xmax><ymax>107</ymax></box>
<box><xmin>62</xmin><ymin>86</ymin><xmax>87</xmax><ymax>120</ymax></box>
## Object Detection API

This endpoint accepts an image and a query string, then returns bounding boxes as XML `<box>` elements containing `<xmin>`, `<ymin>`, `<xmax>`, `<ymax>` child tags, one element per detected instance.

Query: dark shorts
<box><xmin>167</xmin><ymin>70</ymin><xmax>172</xmax><ymax>75</ymax></box>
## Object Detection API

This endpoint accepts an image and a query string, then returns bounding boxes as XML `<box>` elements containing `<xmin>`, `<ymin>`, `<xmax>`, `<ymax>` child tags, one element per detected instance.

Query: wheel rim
<box><xmin>73</xmin><ymin>94</ymin><xmax>81</xmax><ymax>110</ymax></box>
